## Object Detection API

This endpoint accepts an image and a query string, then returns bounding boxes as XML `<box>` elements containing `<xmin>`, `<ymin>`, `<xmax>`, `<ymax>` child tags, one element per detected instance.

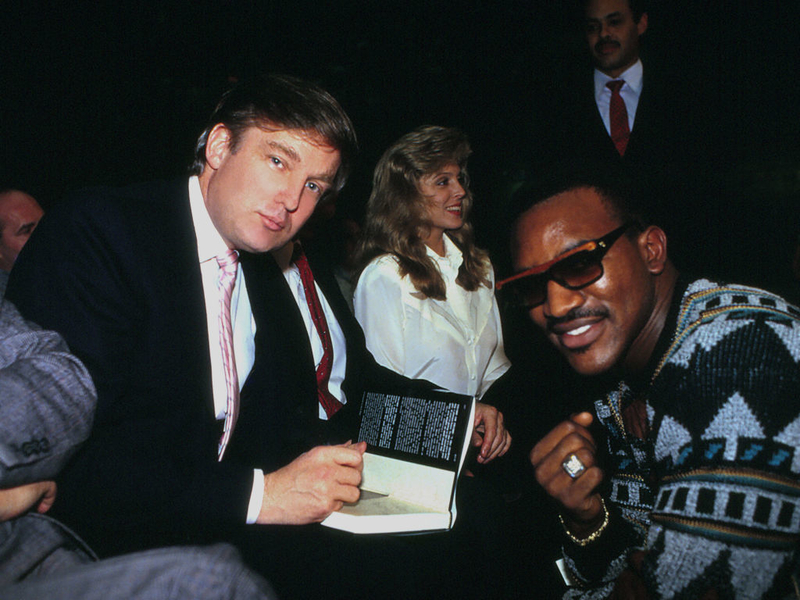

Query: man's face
<box><xmin>511</xmin><ymin>187</ymin><xmax>656</xmax><ymax>375</ymax></box>
<box><xmin>200</xmin><ymin>125</ymin><xmax>341</xmax><ymax>253</ymax></box>
<box><xmin>0</xmin><ymin>191</ymin><xmax>44</xmax><ymax>272</ymax></box>
<box><xmin>584</xmin><ymin>0</ymin><xmax>647</xmax><ymax>78</ymax></box>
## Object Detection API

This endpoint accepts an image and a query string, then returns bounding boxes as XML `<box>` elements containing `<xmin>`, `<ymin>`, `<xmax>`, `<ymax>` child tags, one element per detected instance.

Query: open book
<box><xmin>321</xmin><ymin>387</ymin><xmax>475</xmax><ymax>534</ymax></box>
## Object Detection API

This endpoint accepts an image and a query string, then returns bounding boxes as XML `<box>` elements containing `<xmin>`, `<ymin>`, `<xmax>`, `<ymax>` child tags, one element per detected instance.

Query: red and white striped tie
<box><xmin>216</xmin><ymin>248</ymin><xmax>240</xmax><ymax>460</ymax></box>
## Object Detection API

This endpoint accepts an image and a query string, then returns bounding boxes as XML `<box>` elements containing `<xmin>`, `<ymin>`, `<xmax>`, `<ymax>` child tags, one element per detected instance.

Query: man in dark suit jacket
<box><xmin>555</xmin><ymin>0</ymin><xmax>669</xmax><ymax>164</ymax></box>
<box><xmin>536</xmin><ymin>0</ymin><xmax>717</xmax><ymax>277</ymax></box>
<box><xmin>7</xmin><ymin>74</ymin><xmax>508</xmax><ymax>599</ymax></box>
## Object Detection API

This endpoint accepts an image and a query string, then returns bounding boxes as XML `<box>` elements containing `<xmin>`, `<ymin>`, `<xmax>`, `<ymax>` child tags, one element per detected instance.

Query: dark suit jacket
<box><xmin>544</xmin><ymin>66</ymin><xmax>689</xmax><ymax>174</ymax></box>
<box><xmin>6</xmin><ymin>179</ymin><xmax>410</xmax><ymax>556</ymax></box>
<box><xmin>531</xmin><ymin>63</ymin><xmax>722</xmax><ymax>275</ymax></box>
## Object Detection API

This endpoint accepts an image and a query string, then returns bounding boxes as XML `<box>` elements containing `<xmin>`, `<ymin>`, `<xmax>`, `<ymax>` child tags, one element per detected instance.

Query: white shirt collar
<box><xmin>426</xmin><ymin>234</ymin><xmax>464</xmax><ymax>274</ymax></box>
<box><xmin>594</xmin><ymin>58</ymin><xmax>644</xmax><ymax>98</ymax></box>
<box><xmin>188</xmin><ymin>176</ymin><xmax>232</xmax><ymax>264</ymax></box>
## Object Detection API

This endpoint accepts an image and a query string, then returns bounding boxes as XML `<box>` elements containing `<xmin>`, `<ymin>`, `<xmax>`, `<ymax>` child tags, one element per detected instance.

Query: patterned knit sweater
<box><xmin>562</xmin><ymin>278</ymin><xmax>800</xmax><ymax>599</ymax></box>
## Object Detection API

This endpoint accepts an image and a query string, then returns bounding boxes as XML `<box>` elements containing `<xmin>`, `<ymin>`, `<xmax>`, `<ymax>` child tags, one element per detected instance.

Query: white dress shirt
<box><xmin>188</xmin><ymin>177</ymin><xmax>263</xmax><ymax>523</ymax></box>
<box><xmin>354</xmin><ymin>235</ymin><xmax>510</xmax><ymax>400</ymax></box>
<box><xmin>594</xmin><ymin>59</ymin><xmax>644</xmax><ymax>134</ymax></box>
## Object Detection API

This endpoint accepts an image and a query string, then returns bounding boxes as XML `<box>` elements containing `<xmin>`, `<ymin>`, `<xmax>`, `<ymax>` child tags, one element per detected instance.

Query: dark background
<box><xmin>3</xmin><ymin>3</ymin><xmax>798</xmax><ymax>595</ymax></box>
<box><xmin>3</xmin><ymin>0</ymin><xmax>800</xmax><ymax>294</ymax></box>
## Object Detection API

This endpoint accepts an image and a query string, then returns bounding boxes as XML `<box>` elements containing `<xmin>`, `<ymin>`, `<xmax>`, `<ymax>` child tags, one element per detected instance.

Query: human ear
<box><xmin>638</xmin><ymin>226</ymin><xmax>667</xmax><ymax>275</ymax></box>
<box><xmin>637</xmin><ymin>12</ymin><xmax>648</xmax><ymax>36</ymax></box>
<box><xmin>204</xmin><ymin>124</ymin><xmax>232</xmax><ymax>170</ymax></box>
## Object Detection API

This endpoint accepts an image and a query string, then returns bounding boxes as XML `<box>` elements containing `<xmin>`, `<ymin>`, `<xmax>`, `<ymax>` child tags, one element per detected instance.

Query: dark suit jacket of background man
<box><xmin>6</xmin><ymin>179</ymin><xmax>412</xmax><ymax>557</ymax></box>
<box><xmin>551</xmin><ymin>70</ymin><xmax>686</xmax><ymax>172</ymax></box>
<box><xmin>534</xmin><ymin>65</ymin><xmax>721</xmax><ymax>277</ymax></box>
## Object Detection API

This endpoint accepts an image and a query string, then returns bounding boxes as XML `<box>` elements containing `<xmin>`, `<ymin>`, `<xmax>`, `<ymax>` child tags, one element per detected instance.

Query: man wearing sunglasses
<box><xmin>500</xmin><ymin>174</ymin><xmax>800</xmax><ymax>598</ymax></box>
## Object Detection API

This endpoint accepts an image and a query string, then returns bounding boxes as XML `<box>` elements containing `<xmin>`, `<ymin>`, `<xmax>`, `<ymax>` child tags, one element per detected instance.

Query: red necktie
<box><xmin>216</xmin><ymin>249</ymin><xmax>240</xmax><ymax>460</ymax></box>
<box><xmin>606</xmin><ymin>80</ymin><xmax>630</xmax><ymax>156</ymax></box>
<box><xmin>293</xmin><ymin>248</ymin><xmax>343</xmax><ymax>418</ymax></box>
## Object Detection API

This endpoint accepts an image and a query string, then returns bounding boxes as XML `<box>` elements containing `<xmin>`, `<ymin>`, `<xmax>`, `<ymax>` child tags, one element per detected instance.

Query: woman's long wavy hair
<box><xmin>355</xmin><ymin>125</ymin><xmax>490</xmax><ymax>300</ymax></box>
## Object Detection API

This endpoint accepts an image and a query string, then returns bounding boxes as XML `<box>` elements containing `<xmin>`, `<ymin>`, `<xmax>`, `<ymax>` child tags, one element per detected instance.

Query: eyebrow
<box><xmin>315</xmin><ymin>169</ymin><xmax>337</xmax><ymax>185</ymax></box>
<box><xmin>262</xmin><ymin>140</ymin><xmax>338</xmax><ymax>185</ymax></box>
<box><xmin>514</xmin><ymin>235</ymin><xmax>595</xmax><ymax>274</ymax></box>
<box><xmin>265</xmin><ymin>140</ymin><xmax>300</xmax><ymax>163</ymax></box>
<box><xmin>586</xmin><ymin>11</ymin><xmax>623</xmax><ymax>22</ymax></box>
<box><xmin>426</xmin><ymin>167</ymin><xmax>459</xmax><ymax>181</ymax></box>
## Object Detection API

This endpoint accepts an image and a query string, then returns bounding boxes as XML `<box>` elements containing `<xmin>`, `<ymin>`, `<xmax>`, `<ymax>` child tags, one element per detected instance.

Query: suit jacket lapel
<box><xmin>238</xmin><ymin>251</ymin><xmax>318</xmax><ymax>406</ymax></box>
<box><xmin>164</xmin><ymin>182</ymin><xmax>215</xmax><ymax>421</ymax></box>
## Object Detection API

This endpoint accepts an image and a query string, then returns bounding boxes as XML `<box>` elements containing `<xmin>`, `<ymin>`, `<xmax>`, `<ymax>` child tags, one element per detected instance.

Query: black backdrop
<box><xmin>3</xmin><ymin>0</ymin><xmax>799</xmax><ymax>294</ymax></box>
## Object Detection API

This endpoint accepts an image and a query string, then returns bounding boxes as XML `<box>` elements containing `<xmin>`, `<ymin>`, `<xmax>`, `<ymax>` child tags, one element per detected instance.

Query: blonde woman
<box><xmin>354</xmin><ymin>126</ymin><xmax>511</xmax><ymax>463</ymax></box>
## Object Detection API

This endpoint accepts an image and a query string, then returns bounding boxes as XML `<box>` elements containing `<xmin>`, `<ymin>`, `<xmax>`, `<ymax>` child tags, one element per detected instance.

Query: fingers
<box><xmin>36</xmin><ymin>481</ymin><xmax>57</xmax><ymax>514</ymax></box>
<box><xmin>497</xmin><ymin>429</ymin><xmax>512</xmax><ymax>457</ymax></box>
<box><xmin>0</xmin><ymin>481</ymin><xmax>58</xmax><ymax>521</ymax></box>
<box><xmin>530</xmin><ymin>413</ymin><xmax>595</xmax><ymax>467</ymax></box>
<box><xmin>257</xmin><ymin>445</ymin><xmax>365</xmax><ymax>525</ymax></box>
<box><xmin>529</xmin><ymin>414</ymin><xmax>604</xmax><ymax>521</ymax></box>
<box><xmin>478</xmin><ymin>424</ymin><xmax>512</xmax><ymax>463</ymax></box>
<box><xmin>474</xmin><ymin>403</ymin><xmax>497</xmax><ymax>448</ymax></box>
<box><xmin>326</xmin><ymin>442</ymin><xmax>367</xmax><ymax>468</ymax></box>
<box><xmin>570</xmin><ymin>411</ymin><xmax>594</xmax><ymax>428</ymax></box>
<box><xmin>473</xmin><ymin>403</ymin><xmax>511</xmax><ymax>463</ymax></box>
<box><xmin>534</xmin><ymin>439</ymin><xmax>598</xmax><ymax>487</ymax></box>
<box><xmin>309</xmin><ymin>445</ymin><xmax>364</xmax><ymax>488</ymax></box>
<box><xmin>555</xmin><ymin>467</ymin><xmax>604</xmax><ymax>516</ymax></box>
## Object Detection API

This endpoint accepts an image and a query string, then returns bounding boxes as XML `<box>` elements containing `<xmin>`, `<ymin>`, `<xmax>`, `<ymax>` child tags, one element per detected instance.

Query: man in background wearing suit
<box><xmin>545</xmin><ymin>0</ymin><xmax>664</xmax><ymax>170</ymax></box>
<box><xmin>8</xmin><ymin>74</ymin><xmax>507</xmax><ymax>599</ymax></box>
<box><xmin>0</xmin><ymin>298</ymin><xmax>274</xmax><ymax>599</ymax></box>
<box><xmin>582</xmin><ymin>0</ymin><xmax>647</xmax><ymax>159</ymax></box>
<box><xmin>537</xmin><ymin>0</ymin><xmax>716</xmax><ymax>279</ymax></box>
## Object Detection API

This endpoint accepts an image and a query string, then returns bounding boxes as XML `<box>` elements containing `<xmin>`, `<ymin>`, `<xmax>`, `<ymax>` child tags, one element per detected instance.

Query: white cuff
<box><xmin>245</xmin><ymin>468</ymin><xmax>265</xmax><ymax>524</ymax></box>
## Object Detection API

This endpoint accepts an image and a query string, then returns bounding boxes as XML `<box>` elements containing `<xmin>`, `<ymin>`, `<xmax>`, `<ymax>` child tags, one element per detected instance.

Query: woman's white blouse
<box><xmin>354</xmin><ymin>236</ymin><xmax>510</xmax><ymax>399</ymax></box>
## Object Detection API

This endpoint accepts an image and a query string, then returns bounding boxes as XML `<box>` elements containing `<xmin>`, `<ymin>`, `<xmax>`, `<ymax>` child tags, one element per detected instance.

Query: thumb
<box><xmin>570</xmin><ymin>411</ymin><xmax>594</xmax><ymax>428</ymax></box>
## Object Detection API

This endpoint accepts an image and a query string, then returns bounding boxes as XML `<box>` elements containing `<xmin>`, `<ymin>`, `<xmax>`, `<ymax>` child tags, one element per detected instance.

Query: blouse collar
<box><xmin>426</xmin><ymin>234</ymin><xmax>464</xmax><ymax>274</ymax></box>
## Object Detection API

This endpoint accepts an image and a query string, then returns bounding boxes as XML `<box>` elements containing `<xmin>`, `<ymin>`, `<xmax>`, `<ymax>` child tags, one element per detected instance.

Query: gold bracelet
<box><xmin>558</xmin><ymin>498</ymin><xmax>609</xmax><ymax>546</ymax></box>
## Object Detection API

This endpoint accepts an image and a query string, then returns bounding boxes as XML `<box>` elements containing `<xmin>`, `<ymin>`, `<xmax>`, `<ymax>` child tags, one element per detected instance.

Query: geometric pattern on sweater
<box><xmin>644</xmin><ymin>524</ymin><xmax>792</xmax><ymax>600</ymax></box>
<box><xmin>653</xmin><ymin>279</ymin><xmax>800</xmax><ymax>375</ymax></box>
<box><xmin>652</xmin><ymin>468</ymin><xmax>800</xmax><ymax>549</ymax></box>
<box><xmin>595</xmin><ymin>389</ymin><xmax>654</xmax><ymax>542</ymax></box>
<box><xmin>567</xmin><ymin>279</ymin><xmax>800</xmax><ymax>599</ymax></box>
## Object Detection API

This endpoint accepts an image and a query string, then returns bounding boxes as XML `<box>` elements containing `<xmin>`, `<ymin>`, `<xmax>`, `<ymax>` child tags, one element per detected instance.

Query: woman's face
<box><xmin>419</xmin><ymin>163</ymin><xmax>466</xmax><ymax>238</ymax></box>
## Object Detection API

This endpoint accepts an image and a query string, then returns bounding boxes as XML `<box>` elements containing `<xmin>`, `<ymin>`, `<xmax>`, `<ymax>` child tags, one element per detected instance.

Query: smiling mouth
<box><xmin>551</xmin><ymin>318</ymin><xmax>605</xmax><ymax>352</ymax></box>
<box><xmin>565</xmin><ymin>324</ymin><xmax>592</xmax><ymax>336</ymax></box>
<box><xmin>446</xmin><ymin>205</ymin><xmax>462</xmax><ymax>214</ymax></box>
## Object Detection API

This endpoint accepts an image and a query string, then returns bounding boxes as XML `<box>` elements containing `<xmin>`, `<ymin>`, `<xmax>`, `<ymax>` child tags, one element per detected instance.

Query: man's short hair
<box><xmin>577</xmin><ymin>0</ymin><xmax>647</xmax><ymax>22</ymax></box>
<box><xmin>190</xmin><ymin>74</ymin><xmax>358</xmax><ymax>200</ymax></box>
<box><xmin>507</xmin><ymin>166</ymin><xmax>650</xmax><ymax>236</ymax></box>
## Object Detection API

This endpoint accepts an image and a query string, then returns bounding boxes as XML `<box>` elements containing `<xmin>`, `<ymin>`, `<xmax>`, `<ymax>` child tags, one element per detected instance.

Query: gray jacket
<box><xmin>0</xmin><ymin>298</ymin><xmax>96</xmax><ymax>585</ymax></box>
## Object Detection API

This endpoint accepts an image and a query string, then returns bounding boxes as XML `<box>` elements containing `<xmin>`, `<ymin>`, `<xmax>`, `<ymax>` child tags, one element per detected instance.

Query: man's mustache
<box><xmin>546</xmin><ymin>308</ymin><xmax>609</xmax><ymax>332</ymax></box>
<box><xmin>595</xmin><ymin>39</ymin><xmax>620</xmax><ymax>52</ymax></box>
